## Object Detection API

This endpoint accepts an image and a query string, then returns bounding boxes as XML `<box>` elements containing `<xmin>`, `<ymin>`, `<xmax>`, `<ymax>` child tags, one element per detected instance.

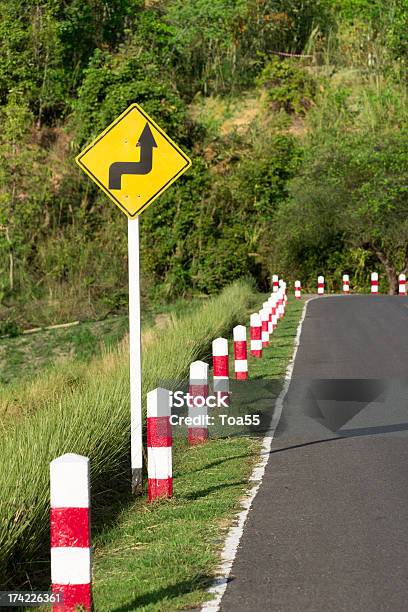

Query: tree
<box><xmin>273</xmin><ymin>128</ymin><xmax>408</xmax><ymax>293</ymax></box>
<box><xmin>0</xmin><ymin>96</ymin><xmax>50</xmax><ymax>299</ymax></box>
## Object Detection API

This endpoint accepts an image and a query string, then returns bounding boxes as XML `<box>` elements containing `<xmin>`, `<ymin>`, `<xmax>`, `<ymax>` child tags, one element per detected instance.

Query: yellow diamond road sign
<box><xmin>75</xmin><ymin>104</ymin><xmax>192</xmax><ymax>218</ymax></box>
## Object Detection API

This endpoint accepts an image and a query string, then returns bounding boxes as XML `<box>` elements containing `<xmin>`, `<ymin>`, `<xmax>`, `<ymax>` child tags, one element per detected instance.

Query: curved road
<box><xmin>220</xmin><ymin>295</ymin><xmax>408</xmax><ymax>612</ymax></box>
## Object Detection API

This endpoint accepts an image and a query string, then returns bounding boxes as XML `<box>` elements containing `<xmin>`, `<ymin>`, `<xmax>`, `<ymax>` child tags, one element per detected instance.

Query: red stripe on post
<box><xmin>234</xmin><ymin>340</ymin><xmax>247</xmax><ymax>361</ymax></box>
<box><xmin>147</xmin><ymin>416</ymin><xmax>172</xmax><ymax>447</ymax></box>
<box><xmin>148</xmin><ymin>477</ymin><xmax>173</xmax><ymax>501</ymax></box>
<box><xmin>52</xmin><ymin>583</ymin><xmax>91</xmax><ymax>612</ymax></box>
<box><xmin>188</xmin><ymin>428</ymin><xmax>209</xmax><ymax>445</ymax></box>
<box><xmin>189</xmin><ymin>384</ymin><xmax>208</xmax><ymax>399</ymax></box>
<box><xmin>236</xmin><ymin>371</ymin><xmax>247</xmax><ymax>380</ymax></box>
<box><xmin>250</xmin><ymin>326</ymin><xmax>261</xmax><ymax>340</ymax></box>
<box><xmin>217</xmin><ymin>391</ymin><xmax>230</xmax><ymax>405</ymax></box>
<box><xmin>213</xmin><ymin>355</ymin><xmax>228</xmax><ymax>377</ymax></box>
<box><xmin>50</xmin><ymin>508</ymin><xmax>90</xmax><ymax>548</ymax></box>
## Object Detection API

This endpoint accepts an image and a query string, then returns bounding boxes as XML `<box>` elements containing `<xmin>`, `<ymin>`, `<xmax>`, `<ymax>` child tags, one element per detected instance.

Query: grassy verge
<box><xmin>0</xmin><ymin>292</ymin><xmax>207</xmax><ymax>392</ymax></box>
<box><xmin>87</xmin><ymin>296</ymin><xmax>305</xmax><ymax>611</ymax></box>
<box><xmin>0</xmin><ymin>316</ymin><xmax>129</xmax><ymax>385</ymax></box>
<box><xmin>0</xmin><ymin>281</ymin><xmax>259</xmax><ymax>588</ymax></box>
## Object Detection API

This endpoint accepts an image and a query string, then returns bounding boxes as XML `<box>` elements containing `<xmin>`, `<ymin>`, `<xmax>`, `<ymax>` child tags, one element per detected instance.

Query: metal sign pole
<box><xmin>75</xmin><ymin>103</ymin><xmax>191</xmax><ymax>495</ymax></box>
<box><xmin>128</xmin><ymin>217</ymin><xmax>143</xmax><ymax>493</ymax></box>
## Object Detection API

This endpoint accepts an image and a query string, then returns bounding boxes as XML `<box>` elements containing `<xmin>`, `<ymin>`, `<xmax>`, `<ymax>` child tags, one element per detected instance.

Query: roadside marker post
<box><xmin>212</xmin><ymin>338</ymin><xmax>230</xmax><ymax>406</ymax></box>
<box><xmin>343</xmin><ymin>274</ymin><xmax>350</xmax><ymax>294</ymax></box>
<box><xmin>250</xmin><ymin>313</ymin><xmax>262</xmax><ymax>358</ymax></box>
<box><xmin>295</xmin><ymin>280</ymin><xmax>301</xmax><ymax>299</ymax></box>
<box><xmin>50</xmin><ymin>453</ymin><xmax>92</xmax><ymax>612</ymax></box>
<box><xmin>272</xmin><ymin>274</ymin><xmax>279</xmax><ymax>293</ymax></box>
<box><xmin>75</xmin><ymin>104</ymin><xmax>191</xmax><ymax>493</ymax></box>
<box><xmin>233</xmin><ymin>325</ymin><xmax>248</xmax><ymax>380</ymax></box>
<box><xmin>260</xmin><ymin>308</ymin><xmax>270</xmax><ymax>347</ymax></box>
<box><xmin>263</xmin><ymin>301</ymin><xmax>273</xmax><ymax>334</ymax></box>
<box><xmin>270</xmin><ymin>296</ymin><xmax>278</xmax><ymax>329</ymax></box>
<box><xmin>147</xmin><ymin>388</ymin><xmax>172</xmax><ymax>501</ymax></box>
<box><xmin>398</xmin><ymin>273</ymin><xmax>406</xmax><ymax>295</ymax></box>
<box><xmin>267</xmin><ymin>296</ymin><xmax>276</xmax><ymax>331</ymax></box>
<box><xmin>371</xmin><ymin>272</ymin><xmax>379</xmax><ymax>294</ymax></box>
<box><xmin>318</xmin><ymin>275</ymin><xmax>325</xmax><ymax>295</ymax></box>
<box><xmin>188</xmin><ymin>361</ymin><xmax>209</xmax><ymax>445</ymax></box>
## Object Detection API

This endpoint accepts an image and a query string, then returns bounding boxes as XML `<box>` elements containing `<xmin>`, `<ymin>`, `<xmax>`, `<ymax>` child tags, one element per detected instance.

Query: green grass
<box><xmin>0</xmin><ymin>295</ymin><xmax>208</xmax><ymax>387</ymax></box>
<box><xmin>92</xmin><ymin>436</ymin><xmax>259</xmax><ymax>611</ymax></box>
<box><xmin>0</xmin><ymin>281</ymin><xmax>259</xmax><ymax>588</ymax></box>
<box><xmin>85</xmin><ymin>295</ymin><xmax>305</xmax><ymax>611</ymax></box>
<box><xmin>0</xmin><ymin>316</ymin><xmax>129</xmax><ymax>385</ymax></box>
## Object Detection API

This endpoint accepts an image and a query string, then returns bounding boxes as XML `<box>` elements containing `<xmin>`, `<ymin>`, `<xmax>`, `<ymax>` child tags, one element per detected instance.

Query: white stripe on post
<box><xmin>147</xmin><ymin>388</ymin><xmax>172</xmax><ymax>501</ymax></box>
<box><xmin>250</xmin><ymin>313</ymin><xmax>262</xmax><ymax>358</ymax></box>
<box><xmin>272</xmin><ymin>274</ymin><xmax>279</xmax><ymax>293</ymax></box>
<box><xmin>263</xmin><ymin>301</ymin><xmax>273</xmax><ymax>333</ymax></box>
<box><xmin>398</xmin><ymin>273</ymin><xmax>406</xmax><ymax>295</ymax></box>
<box><xmin>259</xmin><ymin>308</ymin><xmax>269</xmax><ymax>347</ymax></box>
<box><xmin>233</xmin><ymin>325</ymin><xmax>248</xmax><ymax>380</ymax></box>
<box><xmin>371</xmin><ymin>272</ymin><xmax>379</xmax><ymax>294</ymax></box>
<box><xmin>188</xmin><ymin>361</ymin><xmax>209</xmax><ymax>445</ymax></box>
<box><xmin>212</xmin><ymin>338</ymin><xmax>229</xmax><ymax>405</ymax></box>
<box><xmin>277</xmin><ymin>289</ymin><xmax>285</xmax><ymax>318</ymax></box>
<box><xmin>294</xmin><ymin>280</ymin><xmax>301</xmax><ymax>299</ymax></box>
<box><xmin>318</xmin><ymin>275</ymin><xmax>324</xmax><ymax>295</ymax></box>
<box><xmin>270</xmin><ymin>296</ymin><xmax>278</xmax><ymax>329</ymax></box>
<box><xmin>281</xmin><ymin>281</ymin><xmax>288</xmax><ymax>305</ymax></box>
<box><xmin>50</xmin><ymin>453</ymin><xmax>92</xmax><ymax>611</ymax></box>
<box><xmin>267</xmin><ymin>297</ymin><xmax>276</xmax><ymax>332</ymax></box>
<box><xmin>343</xmin><ymin>274</ymin><xmax>350</xmax><ymax>294</ymax></box>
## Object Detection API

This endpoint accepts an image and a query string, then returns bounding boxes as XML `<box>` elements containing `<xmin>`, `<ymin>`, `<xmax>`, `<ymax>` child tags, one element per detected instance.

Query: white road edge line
<box><xmin>201</xmin><ymin>297</ymin><xmax>316</xmax><ymax>611</ymax></box>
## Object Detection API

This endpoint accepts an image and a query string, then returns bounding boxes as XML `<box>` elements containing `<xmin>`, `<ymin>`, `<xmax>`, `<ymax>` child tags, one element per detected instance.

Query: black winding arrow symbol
<box><xmin>109</xmin><ymin>122</ymin><xmax>157</xmax><ymax>190</ymax></box>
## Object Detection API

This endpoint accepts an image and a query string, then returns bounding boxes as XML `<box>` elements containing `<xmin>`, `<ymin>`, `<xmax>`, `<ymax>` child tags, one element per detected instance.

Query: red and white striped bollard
<box><xmin>272</xmin><ymin>274</ymin><xmax>279</xmax><ymax>293</ymax></box>
<box><xmin>318</xmin><ymin>275</ymin><xmax>324</xmax><ymax>295</ymax></box>
<box><xmin>250</xmin><ymin>313</ymin><xmax>262</xmax><ymax>358</ymax></box>
<box><xmin>212</xmin><ymin>337</ymin><xmax>229</xmax><ymax>406</ymax></box>
<box><xmin>260</xmin><ymin>308</ymin><xmax>269</xmax><ymax>347</ymax></box>
<box><xmin>50</xmin><ymin>453</ymin><xmax>92</xmax><ymax>612</ymax></box>
<box><xmin>263</xmin><ymin>301</ymin><xmax>273</xmax><ymax>334</ymax></box>
<box><xmin>188</xmin><ymin>361</ymin><xmax>209</xmax><ymax>445</ymax></box>
<box><xmin>398</xmin><ymin>273</ymin><xmax>406</xmax><ymax>295</ymax></box>
<box><xmin>343</xmin><ymin>274</ymin><xmax>350</xmax><ymax>294</ymax></box>
<box><xmin>270</xmin><ymin>297</ymin><xmax>278</xmax><ymax>329</ymax></box>
<box><xmin>371</xmin><ymin>272</ymin><xmax>379</xmax><ymax>294</ymax></box>
<box><xmin>147</xmin><ymin>387</ymin><xmax>172</xmax><ymax>501</ymax></box>
<box><xmin>233</xmin><ymin>325</ymin><xmax>248</xmax><ymax>380</ymax></box>
<box><xmin>295</xmin><ymin>280</ymin><xmax>301</xmax><ymax>299</ymax></box>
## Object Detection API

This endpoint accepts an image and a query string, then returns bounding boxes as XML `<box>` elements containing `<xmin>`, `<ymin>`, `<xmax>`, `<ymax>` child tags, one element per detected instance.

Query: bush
<box><xmin>257</xmin><ymin>58</ymin><xmax>317</xmax><ymax>114</ymax></box>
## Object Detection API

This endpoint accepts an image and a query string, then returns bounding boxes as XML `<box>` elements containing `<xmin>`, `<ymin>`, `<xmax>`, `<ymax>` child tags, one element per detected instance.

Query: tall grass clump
<box><xmin>0</xmin><ymin>280</ymin><xmax>257</xmax><ymax>587</ymax></box>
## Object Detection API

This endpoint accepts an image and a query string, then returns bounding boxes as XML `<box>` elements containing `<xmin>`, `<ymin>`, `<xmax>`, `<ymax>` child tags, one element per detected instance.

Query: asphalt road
<box><xmin>220</xmin><ymin>295</ymin><xmax>408</xmax><ymax>612</ymax></box>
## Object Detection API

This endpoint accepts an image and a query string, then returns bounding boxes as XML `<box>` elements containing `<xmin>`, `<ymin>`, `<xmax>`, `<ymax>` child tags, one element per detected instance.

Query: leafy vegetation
<box><xmin>0</xmin><ymin>0</ymin><xmax>407</xmax><ymax>326</ymax></box>
<box><xmin>0</xmin><ymin>281</ymin><xmax>257</xmax><ymax>587</ymax></box>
